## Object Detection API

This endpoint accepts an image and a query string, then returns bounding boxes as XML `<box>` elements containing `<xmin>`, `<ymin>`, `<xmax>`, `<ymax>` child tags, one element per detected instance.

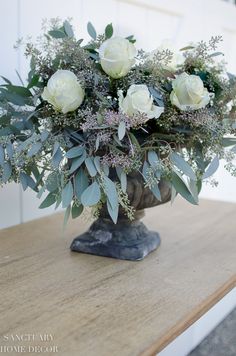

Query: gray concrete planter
<box><xmin>70</xmin><ymin>172</ymin><xmax>171</xmax><ymax>261</ymax></box>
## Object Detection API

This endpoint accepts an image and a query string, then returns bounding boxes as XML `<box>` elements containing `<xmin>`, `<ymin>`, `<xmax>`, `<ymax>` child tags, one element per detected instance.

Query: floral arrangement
<box><xmin>0</xmin><ymin>19</ymin><xmax>236</xmax><ymax>225</ymax></box>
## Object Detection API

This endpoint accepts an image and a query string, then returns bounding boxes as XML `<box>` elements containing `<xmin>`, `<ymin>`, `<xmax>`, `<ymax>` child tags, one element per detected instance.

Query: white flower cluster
<box><xmin>42</xmin><ymin>36</ymin><xmax>212</xmax><ymax>116</ymax></box>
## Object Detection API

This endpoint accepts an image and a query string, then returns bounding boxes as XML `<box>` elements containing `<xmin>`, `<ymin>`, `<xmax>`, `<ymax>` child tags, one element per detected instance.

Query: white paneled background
<box><xmin>0</xmin><ymin>0</ymin><xmax>236</xmax><ymax>229</ymax></box>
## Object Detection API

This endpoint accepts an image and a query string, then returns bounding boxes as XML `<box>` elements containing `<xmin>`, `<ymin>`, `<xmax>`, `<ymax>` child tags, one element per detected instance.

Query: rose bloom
<box><xmin>118</xmin><ymin>84</ymin><xmax>164</xmax><ymax>119</ymax></box>
<box><xmin>149</xmin><ymin>39</ymin><xmax>185</xmax><ymax>72</ymax></box>
<box><xmin>170</xmin><ymin>73</ymin><xmax>212</xmax><ymax>111</ymax></box>
<box><xmin>42</xmin><ymin>70</ymin><xmax>84</xmax><ymax>114</ymax></box>
<box><xmin>98</xmin><ymin>37</ymin><xmax>136</xmax><ymax>79</ymax></box>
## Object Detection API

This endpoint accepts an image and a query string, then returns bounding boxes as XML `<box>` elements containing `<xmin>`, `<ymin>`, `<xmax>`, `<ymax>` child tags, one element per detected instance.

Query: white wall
<box><xmin>1</xmin><ymin>0</ymin><xmax>236</xmax><ymax>229</ymax></box>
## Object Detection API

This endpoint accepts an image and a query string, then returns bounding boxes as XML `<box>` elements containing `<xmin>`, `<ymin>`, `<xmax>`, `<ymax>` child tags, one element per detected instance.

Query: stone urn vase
<box><xmin>70</xmin><ymin>172</ymin><xmax>171</xmax><ymax>260</ymax></box>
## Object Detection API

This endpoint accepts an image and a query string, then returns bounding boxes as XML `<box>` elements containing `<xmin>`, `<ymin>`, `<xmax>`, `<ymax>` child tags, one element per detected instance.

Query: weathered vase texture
<box><xmin>70</xmin><ymin>171</ymin><xmax>171</xmax><ymax>260</ymax></box>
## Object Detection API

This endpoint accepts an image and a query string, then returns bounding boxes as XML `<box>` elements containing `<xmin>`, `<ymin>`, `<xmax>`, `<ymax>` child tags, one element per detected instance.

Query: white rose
<box><xmin>42</xmin><ymin>70</ymin><xmax>84</xmax><ymax>114</ymax></box>
<box><xmin>149</xmin><ymin>39</ymin><xmax>185</xmax><ymax>72</ymax></box>
<box><xmin>98</xmin><ymin>37</ymin><xmax>136</xmax><ymax>79</ymax></box>
<box><xmin>170</xmin><ymin>72</ymin><xmax>212</xmax><ymax>111</ymax></box>
<box><xmin>118</xmin><ymin>84</ymin><xmax>164</xmax><ymax>119</ymax></box>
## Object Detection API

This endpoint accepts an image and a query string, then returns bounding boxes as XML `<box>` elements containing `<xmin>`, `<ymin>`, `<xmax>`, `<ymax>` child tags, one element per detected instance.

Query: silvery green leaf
<box><xmin>52</xmin><ymin>142</ymin><xmax>60</xmax><ymax>156</ymax></box>
<box><xmin>170</xmin><ymin>152</ymin><xmax>196</xmax><ymax>181</ymax></box>
<box><xmin>118</xmin><ymin>121</ymin><xmax>126</xmax><ymax>140</ymax></box>
<box><xmin>202</xmin><ymin>156</ymin><xmax>219</xmax><ymax>179</ymax></box>
<box><xmin>81</xmin><ymin>181</ymin><xmax>101</xmax><ymax>207</ymax></box>
<box><xmin>6</xmin><ymin>143</ymin><xmax>13</xmax><ymax>159</ymax></box>
<box><xmin>37</xmin><ymin>185</ymin><xmax>45</xmax><ymax>199</ymax></box>
<box><xmin>231</xmin><ymin>145</ymin><xmax>236</xmax><ymax>153</ymax></box>
<box><xmin>120</xmin><ymin>171</ymin><xmax>127</xmax><ymax>192</ymax></box>
<box><xmin>85</xmin><ymin>157</ymin><xmax>97</xmax><ymax>177</ymax></box>
<box><xmin>103</xmin><ymin>176</ymin><xmax>118</xmax><ymax>211</ymax></box>
<box><xmin>2</xmin><ymin>162</ymin><xmax>12</xmax><ymax>182</ymax></box>
<box><xmin>39</xmin><ymin>192</ymin><xmax>56</xmax><ymax>209</ymax></box>
<box><xmin>52</xmin><ymin>147</ymin><xmax>62</xmax><ymax>168</ymax></box>
<box><xmin>63</xmin><ymin>205</ymin><xmax>71</xmax><ymax>229</ymax></box>
<box><xmin>113</xmin><ymin>134</ymin><xmax>123</xmax><ymax>147</ymax></box>
<box><xmin>65</xmin><ymin>146</ymin><xmax>84</xmax><ymax>158</ymax></box>
<box><xmin>0</xmin><ymin>145</ymin><xmax>4</xmax><ymax>165</ymax></box>
<box><xmin>172</xmin><ymin>172</ymin><xmax>198</xmax><ymax>205</ymax></box>
<box><xmin>69</xmin><ymin>152</ymin><xmax>86</xmax><ymax>174</ymax></box>
<box><xmin>20</xmin><ymin>172</ymin><xmax>36</xmax><ymax>191</ymax></box>
<box><xmin>221</xmin><ymin>137</ymin><xmax>236</xmax><ymax>147</ymax></box>
<box><xmin>188</xmin><ymin>178</ymin><xmax>199</xmax><ymax>202</ymax></box>
<box><xmin>148</xmin><ymin>150</ymin><xmax>159</xmax><ymax>168</ymax></box>
<box><xmin>102</xmin><ymin>164</ymin><xmax>109</xmax><ymax>176</ymax></box>
<box><xmin>74</xmin><ymin>168</ymin><xmax>89</xmax><ymax>200</ymax></box>
<box><xmin>62</xmin><ymin>181</ymin><xmax>73</xmax><ymax>209</ymax></box>
<box><xmin>71</xmin><ymin>204</ymin><xmax>83</xmax><ymax>219</ymax></box>
<box><xmin>107</xmin><ymin>199</ymin><xmax>118</xmax><ymax>224</ymax></box>
<box><xmin>142</xmin><ymin>161</ymin><xmax>150</xmax><ymax>181</ymax></box>
<box><xmin>87</xmin><ymin>22</ymin><xmax>97</xmax><ymax>40</ymax></box>
<box><xmin>48</xmin><ymin>29</ymin><xmax>66</xmax><ymax>39</ymax></box>
<box><xmin>28</xmin><ymin>142</ymin><xmax>42</xmax><ymax>157</ymax></box>
<box><xmin>150</xmin><ymin>184</ymin><xmax>161</xmax><ymax>201</ymax></box>
<box><xmin>20</xmin><ymin>172</ymin><xmax>28</xmax><ymax>191</ymax></box>
<box><xmin>40</xmin><ymin>130</ymin><xmax>49</xmax><ymax>142</ymax></box>
<box><xmin>63</xmin><ymin>20</ymin><xmax>74</xmax><ymax>38</ymax></box>
<box><xmin>171</xmin><ymin>186</ymin><xmax>177</xmax><ymax>204</ymax></box>
<box><xmin>95</xmin><ymin>136</ymin><xmax>100</xmax><ymax>151</ymax></box>
<box><xmin>94</xmin><ymin>156</ymin><xmax>101</xmax><ymax>173</ymax></box>
<box><xmin>46</xmin><ymin>172</ymin><xmax>60</xmax><ymax>192</ymax></box>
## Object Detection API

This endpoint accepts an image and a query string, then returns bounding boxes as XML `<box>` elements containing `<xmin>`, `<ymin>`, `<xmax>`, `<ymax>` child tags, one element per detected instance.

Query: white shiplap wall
<box><xmin>0</xmin><ymin>0</ymin><xmax>236</xmax><ymax>228</ymax></box>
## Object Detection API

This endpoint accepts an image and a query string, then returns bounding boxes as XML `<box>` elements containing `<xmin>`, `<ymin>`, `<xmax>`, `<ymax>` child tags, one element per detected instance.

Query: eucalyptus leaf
<box><xmin>103</xmin><ymin>176</ymin><xmax>118</xmax><ymax>211</ymax></box>
<box><xmin>52</xmin><ymin>147</ymin><xmax>62</xmax><ymax>168</ymax></box>
<box><xmin>221</xmin><ymin>137</ymin><xmax>236</xmax><ymax>147</ymax></box>
<box><xmin>20</xmin><ymin>172</ymin><xmax>36</xmax><ymax>191</ymax></box>
<box><xmin>105</xmin><ymin>23</ymin><xmax>113</xmax><ymax>39</ymax></box>
<box><xmin>87</xmin><ymin>22</ymin><xmax>97</xmax><ymax>40</ymax></box>
<box><xmin>39</xmin><ymin>192</ymin><xmax>57</xmax><ymax>209</ymax></box>
<box><xmin>94</xmin><ymin>156</ymin><xmax>101</xmax><ymax>173</ymax></box>
<box><xmin>2</xmin><ymin>162</ymin><xmax>12</xmax><ymax>182</ymax></box>
<box><xmin>62</xmin><ymin>181</ymin><xmax>74</xmax><ymax>208</ymax></box>
<box><xmin>107</xmin><ymin>199</ymin><xmax>118</xmax><ymax>224</ymax></box>
<box><xmin>66</xmin><ymin>146</ymin><xmax>85</xmax><ymax>158</ymax></box>
<box><xmin>41</xmin><ymin>130</ymin><xmax>49</xmax><ymax>142</ymax></box>
<box><xmin>171</xmin><ymin>172</ymin><xmax>198</xmax><ymax>205</ymax></box>
<box><xmin>46</xmin><ymin>172</ymin><xmax>60</xmax><ymax>192</ymax></box>
<box><xmin>27</xmin><ymin>74</ymin><xmax>40</xmax><ymax>89</ymax></box>
<box><xmin>0</xmin><ymin>145</ymin><xmax>4</xmax><ymax>165</ymax></box>
<box><xmin>120</xmin><ymin>171</ymin><xmax>127</xmax><ymax>192</ymax></box>
<box><xmin>69</xmin><ymin>152</ymin><xmax>86</xmax><ymax>174</ymax></box>
<box><xmin>6</xmin><ymin>143</ymin><xmax>13</xmax><ymax>159</ymax></box>
<box><xmin>63</xmin><ymin>20</ymin><xmax>74</xmax><ymax>38</ymax></box>
<box><xmin>118</xmin><ymin>121</ymin><xmax>126</xmax><ymax>140</ymax></box>
<box><xmin>72</xmin><ymin>203</ymin><xmax>83</xmax><ymax>219</ymax></box>
<box><xmin>148</xmin><ymin>150</ymin><xmax>159</xmax><ymax>168</ymax></box>
<box><xmin>85</xmin><ymin>157</ymin><xmax>97</xmax><ymax>177</ymax></box>
<box><xmin>48</xmin><ymin>29</ymin><xmax>66</xmax><ymax>39</ymax></box>
<box><xmin>28</xmin><ymin>142</ymin><xmax>42</xmax><ymax>157</ymax></box>
<box><xmin>202</xmin><ymin>156</ymin><xmax>219</xmax><ymax>179</ymax></box>
<box><xmin>63</xmin><ymin>205</ymin><xmax>71</xmax><ymax>228</ymax></box>
<box><xmin>150</xmin><ymin>183</ymin><xmax>161</xmax><ymax>201</ymax></box>
<box><xmin>170</xmin><ymin>152</ymin><xmax>197</xmax><ymax>181</ymax></box>
<box><xmin>74</xmin><ymin>168</ymin><xmax>89</xmax><ymax>200</ymax></box>
<box><xmin>81</xmin><ymin>181</ymin><xmax>101</xmax><ymax>206</ymax></box>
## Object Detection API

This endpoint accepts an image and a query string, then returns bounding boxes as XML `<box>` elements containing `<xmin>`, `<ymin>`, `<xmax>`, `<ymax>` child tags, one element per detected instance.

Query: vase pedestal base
<box><xmin>70</xmin><ymin>217</ymin><xmax>160</xmax><ymax>261</ymax></box>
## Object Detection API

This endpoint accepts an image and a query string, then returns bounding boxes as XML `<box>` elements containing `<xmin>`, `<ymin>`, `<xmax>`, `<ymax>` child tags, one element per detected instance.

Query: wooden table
<box><xmin>0</xmin><ymin>199</ymin><xmax>235</xmax><ymax>356</ymax></box>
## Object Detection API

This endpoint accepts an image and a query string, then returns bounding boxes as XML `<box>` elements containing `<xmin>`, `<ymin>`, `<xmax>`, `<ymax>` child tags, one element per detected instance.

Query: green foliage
<box><xmin>0</xmin><ymin>19</ymin><xmax>235</xmax><ymax>225</ymax></box>
<box><xmin>87</xmin><ymin>22</ymin><xmax>97</xmax><ymax>40</ymax></box>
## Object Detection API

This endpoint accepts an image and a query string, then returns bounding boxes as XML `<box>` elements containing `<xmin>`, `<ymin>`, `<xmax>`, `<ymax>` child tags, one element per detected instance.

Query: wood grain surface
<box><xmin>0</xmin><ymin>198</ymin><xmax>235</xmax><ymax>356</ymax></box>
